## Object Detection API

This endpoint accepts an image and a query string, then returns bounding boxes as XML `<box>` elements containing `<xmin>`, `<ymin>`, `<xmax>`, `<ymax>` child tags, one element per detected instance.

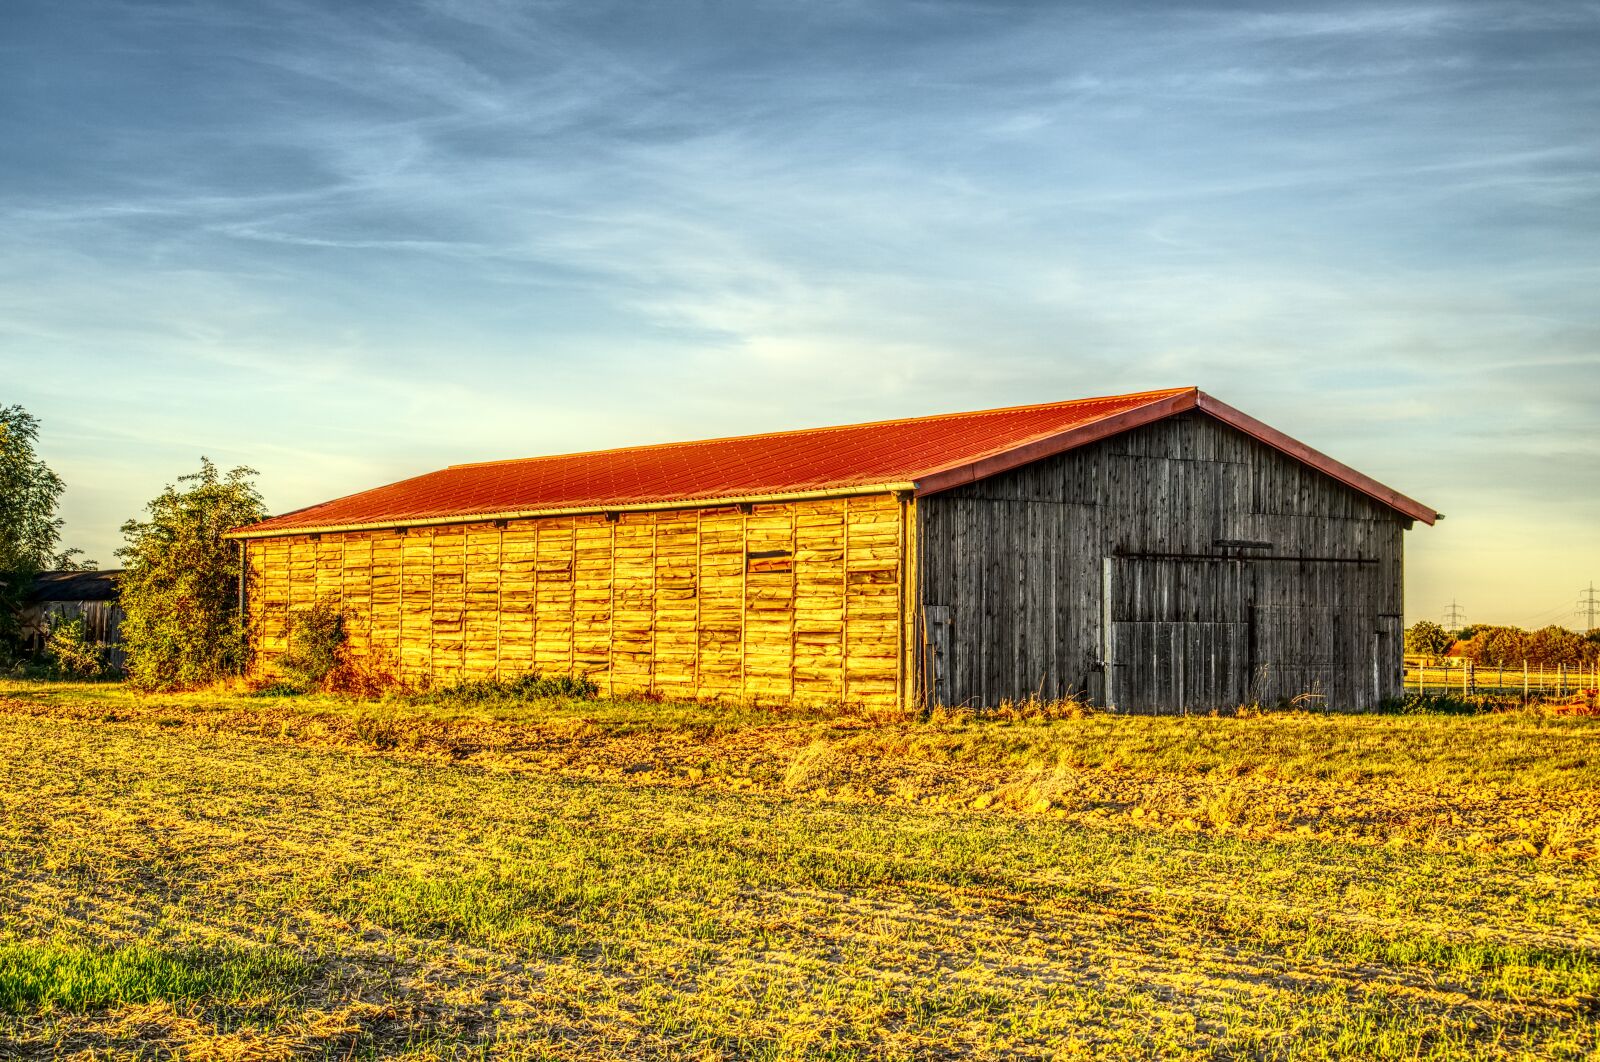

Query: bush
<box><xmin>257</xmin><ymin>606</ymin><xmax>407</xmax><ymax>698</ymax></box>
<box><xmin>1</xmin><ymin>646</ymin><xmax>54</xmax><ymax>680</ymax></box>
<box><xmin>117</xmin><ymin>460</ymin><xmax>266</xmax><ymax>690</ymax></box>
<box><xmin>43</xmin><ymin>615</ymin><xmax>109</xmax><ymax>679</ymax></box>
<box><xmin>322</xmin><ymin>649</ymin><xmax>410</xmax><ymax>699</ymax></box>
<box><xmin>278</xmin><ymin>600</ymin><xmax>346</xmax><ymax>691</ymax></box>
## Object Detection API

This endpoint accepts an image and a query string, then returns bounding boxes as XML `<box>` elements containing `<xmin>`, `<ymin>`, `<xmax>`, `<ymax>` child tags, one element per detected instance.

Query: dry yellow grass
<box><xmin>1</xmin><ymin>679</ymin><xmax>1597</xmax><ymax>1059</ymax></box>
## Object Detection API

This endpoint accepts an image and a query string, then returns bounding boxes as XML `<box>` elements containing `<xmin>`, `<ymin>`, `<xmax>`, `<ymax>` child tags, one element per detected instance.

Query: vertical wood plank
<box><xmin>247</xmin><ymin>493</ymin><xmax>908</xmax><ymax>710</ymax></box>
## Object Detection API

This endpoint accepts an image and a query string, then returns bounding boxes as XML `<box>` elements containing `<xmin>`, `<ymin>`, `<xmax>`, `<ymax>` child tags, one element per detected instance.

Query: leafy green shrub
<box><xmin>117</xmin><ymin>460</ymin><xmax>266</xmax><ymax>691</ymax></box>
<box><xmin>43</xmin><ymin>615</ymin><xmax>109</xmax><ymax>679</ymax></box>
<box><xmin>278</xmin><ymin>600</ymin><xmax>347</xmax><ymax>691</ymax></box>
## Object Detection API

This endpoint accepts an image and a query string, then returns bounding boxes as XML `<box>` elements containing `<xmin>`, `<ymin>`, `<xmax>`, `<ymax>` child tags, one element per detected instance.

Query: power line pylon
<box><xmin>1579</xmin><ymin>582</ymin><xmax>1599</xmax><ymax>634</ymax></box>
<box><xmin>1442</xmin><ymin>599</ymin><xmax>1467</xmax><ymax>630</ymax></box>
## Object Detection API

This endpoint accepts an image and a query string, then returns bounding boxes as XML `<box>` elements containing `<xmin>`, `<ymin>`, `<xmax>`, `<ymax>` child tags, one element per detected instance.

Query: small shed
<box><xmin>20</xmin><ymin>569</ymin><xmax>125</xmax><ymax>670</ymax></box>
<box><xmin>227</xmin><ymin>388</ymin><xmax>1438</xmax><ymax>712</ymax></box>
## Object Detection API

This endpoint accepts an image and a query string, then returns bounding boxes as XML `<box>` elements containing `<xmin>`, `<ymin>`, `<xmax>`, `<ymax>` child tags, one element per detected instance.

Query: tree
<box><xmin>117</xmin><ymin>459</ymin><xmax>266</xmax><ymax>690</ymax></box>
<box><xmin>1403</xmin><ymin>620</ymin><xmax>1453</xmax><ymax>657</ymax></box>
<box><xmin>52</xmin><ymin>547</ymin><xmax>97</xmax><ymax>572</ymax></box>
<box><xmin>1455</xmin><ymin>624</ymin><xmax>1599</xmax><ymax>668</ymax></box>
<box><xmin>1526</xmin><ymin>625</ymin><xmax>1589</xmax><ymax>668</ymax></box>
<box><xmin>0</xmin><ymin>406</ymin><xmax>68</xmax><ymax>650</ymax></box>
<box><xmin>1457</xmin><ymin>625</ymin><xmax>1526</xmax><ymax>668</ymax></box>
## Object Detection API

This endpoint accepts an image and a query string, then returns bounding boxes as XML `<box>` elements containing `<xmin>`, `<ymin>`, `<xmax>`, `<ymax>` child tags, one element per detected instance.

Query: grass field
<box><xmin>1</xmin><ymin>680</ymin><xmax>1597</xmax><ymax>1059</ymax></box>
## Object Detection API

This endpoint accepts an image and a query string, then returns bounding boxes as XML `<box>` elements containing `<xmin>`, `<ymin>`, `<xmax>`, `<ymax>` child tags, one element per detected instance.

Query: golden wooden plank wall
<box><xmin>245</xmin><ymin>494</ymin><xmax>909</xmax><ymax>708</ymax></box>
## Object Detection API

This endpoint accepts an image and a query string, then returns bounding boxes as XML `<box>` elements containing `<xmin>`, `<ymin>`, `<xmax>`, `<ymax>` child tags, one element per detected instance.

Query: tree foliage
<box><xmin>117</xmin><ymin>460</ymin><xmax>266</xmax><ymax>690</ymax></box>
<box><xmin>0</xmin><ymin>406</ymin><xmax>65</xmax><ymax>571</ymax></box>
<box><xmin>52</xmin><ymin>548</ymin><xmax>97</xmax><ymax>572</ymax></box>
<box><xmin>1406</xmin><ymin>618</ymin><xmax>1599</xmax><ymax>669</ymax></box>
<box><xmin>1403</xmin><ymin>620</ymin><xmax>1453</xmax><ymax>657</ymax></box>
<box><xmin>0</xmin><ymin>406</ymin><xmax>68</xmax><ymax>646</ymax></box>
<box><xmin>1454</xmin><ymin>624</ymin><xmax>1599</xmax><ymax>669</ymax></box>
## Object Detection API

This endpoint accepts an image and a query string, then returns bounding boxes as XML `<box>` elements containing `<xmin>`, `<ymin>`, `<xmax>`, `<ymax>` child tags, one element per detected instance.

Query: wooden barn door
<box><xmin>1247</xmin><ymin>561</ymin><xmax>1384</xmax><ymax>709</ymax></box>
<box><xmin>1103</xmin><ymin>557</ymin><xmax>1251</xmax><ymax>713</ymax></box>
<box><xmin>1104</xmin><ymin>556</ymin><xmax>1388</xmax><ymax>712</ymax></box>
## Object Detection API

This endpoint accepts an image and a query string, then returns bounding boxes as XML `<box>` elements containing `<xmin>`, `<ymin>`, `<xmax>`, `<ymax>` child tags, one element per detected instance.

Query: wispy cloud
<box><xmin>2</xmin><ymin>0</ymin><xmax>1598</xmax><ymax>621</ymax></box>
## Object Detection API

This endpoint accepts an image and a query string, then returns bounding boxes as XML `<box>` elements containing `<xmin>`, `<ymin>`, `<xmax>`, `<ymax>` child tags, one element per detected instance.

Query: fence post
<box><xmin>1523</xmin><ymin>660</ymin><xmax>1529</xmax><ymax>703</ymax></box>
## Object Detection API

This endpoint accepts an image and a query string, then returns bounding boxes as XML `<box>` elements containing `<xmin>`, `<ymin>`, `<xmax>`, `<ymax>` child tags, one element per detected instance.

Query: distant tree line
<box><xmin>1405</xmin><ymin>619</ymin><xmax>1600</xmax><ymax>668</ymax></box>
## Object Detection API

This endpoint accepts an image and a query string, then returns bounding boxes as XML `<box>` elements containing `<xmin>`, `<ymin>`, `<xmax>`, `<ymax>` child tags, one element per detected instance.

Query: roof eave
<box><xmin>223</xmin><ymin>482</ymin><xmax>917</xmax><ymax>540</ymax></box>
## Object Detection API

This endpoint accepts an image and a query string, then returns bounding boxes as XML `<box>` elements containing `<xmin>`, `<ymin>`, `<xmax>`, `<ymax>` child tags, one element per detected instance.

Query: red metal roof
<box><xmin>230</xmin><ymin>387</ymin><xmax>1437</xmax><ymax>537</ymax></box>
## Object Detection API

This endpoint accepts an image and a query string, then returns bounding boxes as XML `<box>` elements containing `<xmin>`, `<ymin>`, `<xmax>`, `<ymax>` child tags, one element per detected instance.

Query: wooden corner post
<box><xmin>1101</xmin><ymin>556</ymin><xmax>1116</xmax><ymax>711</ymax></box>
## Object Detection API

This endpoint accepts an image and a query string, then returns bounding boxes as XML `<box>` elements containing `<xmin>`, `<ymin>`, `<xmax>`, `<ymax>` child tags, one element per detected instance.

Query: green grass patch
<box><xmin>0</xmin><ymin>940</ymin><xmax>315</xmax><ymax>1014</ymax></box>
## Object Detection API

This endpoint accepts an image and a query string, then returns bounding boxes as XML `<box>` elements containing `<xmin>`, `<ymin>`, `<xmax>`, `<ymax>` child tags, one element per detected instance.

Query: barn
<box><xmin>227</xmin><ymin>387</ymin><xmax>1438</xmax><ymax>712</ymax></box>
<box><xmin>19</xmin><ymin>569</ymin><xmax>126</xmax><ymax>671</ymax></box>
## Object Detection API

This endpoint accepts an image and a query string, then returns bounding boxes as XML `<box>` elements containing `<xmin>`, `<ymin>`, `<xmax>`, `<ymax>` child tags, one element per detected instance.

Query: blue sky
<box><xmin>3</xmin><ymin>0</ymin><xmax>1597</xmax><ymax>627</ymax></box>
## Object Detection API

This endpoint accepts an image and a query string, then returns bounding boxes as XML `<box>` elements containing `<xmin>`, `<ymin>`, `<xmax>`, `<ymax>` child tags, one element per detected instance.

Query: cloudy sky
<box><xmin>3</xmin><ymin>0</ymin><xmax>1597</xmax><ymax>627</ymax></box>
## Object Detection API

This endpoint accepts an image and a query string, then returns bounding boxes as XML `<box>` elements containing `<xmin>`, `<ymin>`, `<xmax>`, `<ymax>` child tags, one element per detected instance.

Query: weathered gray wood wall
<box><xmin>916</xmin><ymin>411</ymin><xmax>1407</xmax><ymax>711</ymax></box>
<box><xmin>19</xmin><ymin>600</ymin><xmax>126</xmax><ymax>672</ymax></box>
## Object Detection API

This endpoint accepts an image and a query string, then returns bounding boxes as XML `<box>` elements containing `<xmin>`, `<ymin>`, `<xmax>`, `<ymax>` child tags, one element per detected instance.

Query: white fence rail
<box><xmin>1404</xmin><ymin>655</ymin><xmax>1599</xmax><ymax>698</ymax></box>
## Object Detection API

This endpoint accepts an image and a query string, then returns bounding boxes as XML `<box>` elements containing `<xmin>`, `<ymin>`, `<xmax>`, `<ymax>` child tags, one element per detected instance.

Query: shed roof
<box><xmin>27</xmin><ymin>569</ymin><xmax>122</xmax><ymax>603</ymax></box>
<box><xmin>229</xmin><ymin>387</ymin><xmax>1437</xmax><ymax>538</ymax></box>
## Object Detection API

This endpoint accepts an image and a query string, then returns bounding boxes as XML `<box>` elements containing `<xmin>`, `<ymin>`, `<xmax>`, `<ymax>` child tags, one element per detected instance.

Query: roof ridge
<box><xmin>446</xmin><ymin>387</ymin><xmax>1197</xmax><ymax>470</ymax></box>
<box><xmin>910</xmin><ymin>388</ymin><xmax>1198</xmax><ymax>482</ymax></box>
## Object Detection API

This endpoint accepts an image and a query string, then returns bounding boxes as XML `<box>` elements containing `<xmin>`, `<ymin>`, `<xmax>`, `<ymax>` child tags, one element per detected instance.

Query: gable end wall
<box><xmin>915</xmin><ymin>411</ymin><xmax>1407</xmax><ymax>710</ymax></box>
